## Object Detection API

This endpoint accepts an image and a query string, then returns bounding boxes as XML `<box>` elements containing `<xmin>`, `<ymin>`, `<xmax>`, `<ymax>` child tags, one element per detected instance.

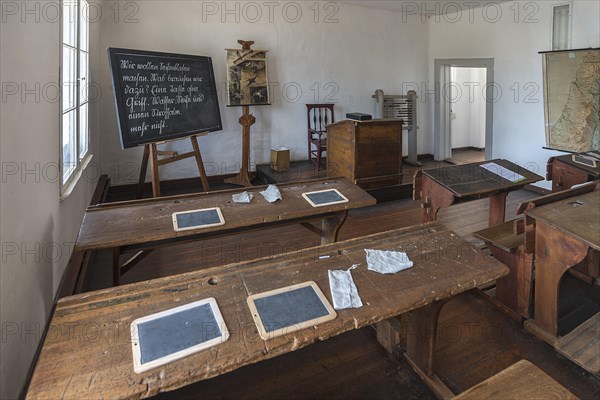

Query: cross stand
<box><xmin>136</xmin><ymin>133</ymin><xmax>210</xmax><ymax>198</ymax></box>
<box><xmin>225</xmin><ymin>40</ymin><xmax>258</xmax><ymax>188</ymax></box>
<box><xmin>224</xmin><ymin>105</ymin><xmax>255</xmax><ymax>187</ymax></box>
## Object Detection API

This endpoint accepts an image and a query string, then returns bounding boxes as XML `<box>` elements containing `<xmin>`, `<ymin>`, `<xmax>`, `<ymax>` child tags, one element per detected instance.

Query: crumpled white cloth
<box><xmin>260</xmin><ymin>185</ymin><xmax>282</xmax><ymax>203</ymax></box>
<box><xmin>328</xmin><ymin>265</ymin><xmax>363</xmax><ymax>310</ymax></box>
<box><xmin>232</xmin><ymin>191</ymin><xmax>253</xmax><ymax>204</ymax></box>
<box><xmin>365</xmin><ymin>249</ymin><xmax>413</xmax><ymax>274</ymax></box>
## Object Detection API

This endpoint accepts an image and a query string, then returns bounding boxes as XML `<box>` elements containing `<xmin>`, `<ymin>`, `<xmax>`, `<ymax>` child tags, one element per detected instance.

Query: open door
<box><xmin>434</xmin><ymin>59</ymin><xmax>494</xmax><ymax>162</ymax></box>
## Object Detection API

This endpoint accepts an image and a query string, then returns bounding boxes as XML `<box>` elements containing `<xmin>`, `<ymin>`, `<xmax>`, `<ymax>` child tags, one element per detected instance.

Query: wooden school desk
<box><xmin>75</xmin><ymin>178</ymin><xmax>376</xmax><ymax>287</ymax></box>
<box><xmin>413</xmin><ymin>159</ymin><xmax>543</xmax><ymax>226</ymax></box>
<box><xmin>525</xmin><ymin>190</ymin><xmax>600</xmax><ymax>338</ymax></box>
<box><xmin>473</xmin><ymin>182</ymin><xmax>600</xmax><ymax>319</ymax></box>
<box><xmin>27</xmin><ymin>222</ymin><xmax>508</xmax><ymax>399</ymax></box>
<box><xmin>547</xmin><ymin>151</ymin><xmax>600</xmax><ymax>192</ymax></box>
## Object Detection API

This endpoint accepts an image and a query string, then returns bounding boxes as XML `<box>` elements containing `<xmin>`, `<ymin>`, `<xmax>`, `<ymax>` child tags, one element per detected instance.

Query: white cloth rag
<box><xmin>232</xmin><ymin>191</ymin><xmax>253</xmax><ymax>204</ymax></box>
<box><xmin>365</xmin><ymin>249</ymin><xmax>413</xmax><ymax>274</ymax></box>
<box><xmin>328</xmin><ymin>265</ymin><xmax>363</xmax><ymax>310</ymax></box>
<box><xmin>260</xmin><ymin>185</ymin><xmax>282</xmax><ymax>203</ymax></box>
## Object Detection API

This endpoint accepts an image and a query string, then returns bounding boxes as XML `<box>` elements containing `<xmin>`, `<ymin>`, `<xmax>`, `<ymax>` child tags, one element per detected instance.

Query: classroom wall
<box><xmin>0</xmin><ymin>2</ymin><xmax>101</xmax><ymax>398</ymax></box>
<box><xmin>428</xmin><ymin>0</ymin><xmax>600</xmax><ymax>188</ymax></box>
<box><xmin>451</xmin><ymin>67</ymin><xmax>487</xmax><ymax>149</ymax></box>
<box><xmin>98</xmin><ymin>1</ymin><xmax>430</xmax><ymax>184</ymax></box>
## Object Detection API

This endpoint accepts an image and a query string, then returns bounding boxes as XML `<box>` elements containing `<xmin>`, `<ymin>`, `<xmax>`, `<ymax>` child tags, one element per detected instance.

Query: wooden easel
<box><xmin>224</xmin><ymin>40</ymin><xmax>257</xmax><ymax>188</ymax></box>
<box><xmin>136</xmin><ymin>133</ymin><xmax>210</xmax><ymax>198</ymax></box>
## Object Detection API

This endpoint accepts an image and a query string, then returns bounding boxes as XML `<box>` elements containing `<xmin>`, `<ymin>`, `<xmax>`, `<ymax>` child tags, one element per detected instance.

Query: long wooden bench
<box><xmin>26</xmin><ymin>222</ymin><xmax>508</xmax><ymax>399</ymax></box>
<box><xmin>75</xmin><ymin>177</ymin><xmax>376</xmax><ymax>287</ymax></box>
<box><xmin>453</xmin><ymin>360</ymin><xmax>578</xmax><ymax>399</ymax></box>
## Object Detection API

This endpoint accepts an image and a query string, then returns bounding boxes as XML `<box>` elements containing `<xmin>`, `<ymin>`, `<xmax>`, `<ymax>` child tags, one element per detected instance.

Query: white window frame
<box><xmin>60</xmin><ymin>0</ymin><xmax>92</xmax><ymax>199</ymax></box>
<box><xmin>550</xmin><ymin>2</ymin><xmax>573</xmax><ymax>51</ymax></box>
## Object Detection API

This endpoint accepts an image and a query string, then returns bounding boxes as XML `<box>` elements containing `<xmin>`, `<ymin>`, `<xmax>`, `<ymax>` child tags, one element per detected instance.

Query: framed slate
<box><xmin>247</xmin><ymin>281</ymin><xmax>337</xmax><ymax>340</ymax></box>
<box><xmin>172</xmin><ymin>207</ymin><xmax>225</xmax><ymax>232</ymax></box>
<box><xmin>302</xmin><ymin>189</ymin><xmax>349</xmax><ymax>208</ymax></box>
<box><xmin>130</xmin><ymin>298</ymin><xmax>229</xmax><ymax>373</ymax></box>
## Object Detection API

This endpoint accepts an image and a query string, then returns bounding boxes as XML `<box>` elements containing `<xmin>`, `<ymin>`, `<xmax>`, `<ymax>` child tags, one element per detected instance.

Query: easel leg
<box><xmin>191</xmin><ymin>135</ymin><xmax>210</xmax><ymax>192</ymax></box>
<box><xmin>149</xmin><ymin>143</ymin><xmax>161</xmax><ymax>197</ymax></box>
<box><xmin>136</xmin><ymin>145</ymin><xmax>150</xmax><ymax>199</ymax></box>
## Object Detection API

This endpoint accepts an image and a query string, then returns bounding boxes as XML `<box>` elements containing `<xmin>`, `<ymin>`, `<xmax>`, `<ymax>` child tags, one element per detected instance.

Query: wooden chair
<box><xmin>306</xmin><ymin>104</ymin><xmax>334</xmax><ymax>171</ymax></box>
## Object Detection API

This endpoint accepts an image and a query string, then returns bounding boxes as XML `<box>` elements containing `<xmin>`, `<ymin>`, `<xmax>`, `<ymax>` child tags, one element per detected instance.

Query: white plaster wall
<box><xmin>0</xmin><ymin>2</ymin><xmax>101</xmax><ymax>398</ymax></box>
<box><xmin>451</xmin><ymin>67</ymin><xmax>486</xmax><ymax>149</ymax></box>
<box><xmin>98</xmin><ymin>1</ymin><xmax>430</xmax><ymax>184</ymax></box>
<box><xmin>428</xmin><ymin>0</ymin><xmax>600</xmax><ymax>188</ymax></box>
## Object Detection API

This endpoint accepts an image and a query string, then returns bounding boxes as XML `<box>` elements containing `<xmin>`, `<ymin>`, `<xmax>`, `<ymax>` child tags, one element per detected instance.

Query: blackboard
<box><xmin>108</xmin><ymin>48</ymin><xmax>223</xmax><ymax>148</ymax></box>
<box><xmin>172</xmin><ymin>207</ymin><xmax>225</xmax><ymax>232</ymax></box>
<box><xmin>302</xmin><ymin>189</ymin><xmax>349</xmax><ymax>208</ymax></box>
<box><xmin>130</xmin><ymin>298</ymin><xmax>229</xmax><ymax>373</ymax></box>
<box><xmin>247</xmin><ymin>282</ymin><xmax>337</xmax><ymax>340</ymax></box>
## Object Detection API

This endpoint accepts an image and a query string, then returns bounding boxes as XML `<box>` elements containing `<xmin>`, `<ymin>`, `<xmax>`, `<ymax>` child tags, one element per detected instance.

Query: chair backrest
<box><xmin>306</xmin><ymin>104</ymin><xmax>335</xmax><ymax>133</ymax></box>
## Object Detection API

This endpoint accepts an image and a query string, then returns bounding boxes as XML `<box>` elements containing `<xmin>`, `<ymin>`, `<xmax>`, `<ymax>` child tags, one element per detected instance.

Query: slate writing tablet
<box><xmin>302</xmin><ymin>189</ymin><xmax>349</xmax><ymax>208</ymax></box>
<box><xmin>172</xmin><ymin>207</ymin><xmax>225</xmax><ymax>232</ymax></box>
<box><xmin>247</xmin><ymin>281</ymin><xmax>337</xmax><ymax>340</ymax></box>
<box><xmin>130</xmin><ymin>298</ymin><xmax>229</xmax><ymax>373</ymax></box>
<box><xmin>572</xmin><ymin>154</ymin><xmax>597</xmax><ymax>168</ymax></box>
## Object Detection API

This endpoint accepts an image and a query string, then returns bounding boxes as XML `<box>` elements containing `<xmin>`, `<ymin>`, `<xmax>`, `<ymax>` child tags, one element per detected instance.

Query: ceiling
<box><xmin>339</xmin><ymin>0</ymin><xmax>513</xmax><ymax>14</ymax></box>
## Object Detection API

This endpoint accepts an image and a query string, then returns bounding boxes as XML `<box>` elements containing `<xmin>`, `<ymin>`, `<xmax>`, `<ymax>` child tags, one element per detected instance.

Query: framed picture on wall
<box><xmin>226</xmin><ymin>48</ymin><xmax>270</xmax><ymax>107</ymax></box>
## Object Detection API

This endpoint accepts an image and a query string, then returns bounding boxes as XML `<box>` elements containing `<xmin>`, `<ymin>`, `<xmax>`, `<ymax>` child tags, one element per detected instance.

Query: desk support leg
<box><xmin>489</xmin><ymin>192</ymin><xmax>508</xmax><ymax>226</ymax></box>
<box><xmin>112</xmin><ymin>248</ymin><xmax>121</xmax><ymax>287</ymax></box>
<box><xmin>489</xmin><ymin>245</ymin><xmax>534</xmax><ymax>318</ymax></box>
<box><xmin>419</xmin><ymin>176</ymin><xmax>454</xmax><ymax>223</ymax></box>
<box><xmin>405</xmin><ymin>299</ymin><xmax>454</xmax><ymax>399</ymax></box>
<box><xmin>321</xmin><ymin>210</ymin><xmax>348</xmax><ymax>244</ymax></box>
<box><xmin>534</xmin><ymin>221</ymin><xmax>589</xmax><ymax>337</ymax></box>
<box><xmin>405</xmin><ymin>300</ymin><xmax>448</xmax><ymax>376</ymax></box>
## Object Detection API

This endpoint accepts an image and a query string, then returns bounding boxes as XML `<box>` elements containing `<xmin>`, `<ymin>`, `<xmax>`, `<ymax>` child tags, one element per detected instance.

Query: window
<box><xmin>61</xmin><ymin>0</ymin><xmax>91</xmax><ymax>197</ymax></box>
<box><xmin>551</xmin><ymin>3</ymin><xmax>572</xmax><ymax>51</ymax></box>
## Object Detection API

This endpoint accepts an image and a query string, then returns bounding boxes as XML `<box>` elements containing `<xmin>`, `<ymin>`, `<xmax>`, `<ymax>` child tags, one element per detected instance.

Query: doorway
<box><xmin>434</xmin><ymin>59</ymin><xmax>494</xmax><ymax>162</ymax></box>
<box><xmin>450</xmin><ymin>67</ymin><xmax>487</xmax><ymax>163</ymax></box>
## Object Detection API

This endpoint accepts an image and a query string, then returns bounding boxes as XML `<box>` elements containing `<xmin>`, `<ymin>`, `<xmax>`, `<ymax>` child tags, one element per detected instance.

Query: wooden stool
<box><xmin>453</xmin><ymin>360</ymin><xmax>578</xmax><ymax>400</ymax></box>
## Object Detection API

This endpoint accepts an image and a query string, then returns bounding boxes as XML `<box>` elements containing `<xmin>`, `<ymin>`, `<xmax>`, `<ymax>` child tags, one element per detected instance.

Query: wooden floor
<box><xmin>86</xmin><ymin>185</ymin><xmax>600</xmax><ymax>399</ymax></box>
<box><xmin>451</xmin><ymin>149</ymin><xmax>485</xmax><ymax>164</ymax></box>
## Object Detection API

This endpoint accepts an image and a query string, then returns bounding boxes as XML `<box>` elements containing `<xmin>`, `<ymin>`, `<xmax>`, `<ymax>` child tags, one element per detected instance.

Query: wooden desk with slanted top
<box><xmin>547</xmin><ymin>151</ymin><xmax>600</xmax><ymax>192</ymax></box>
<box><xmin>413</xmin><ymin>159</ymin><xmax>543</xmax><ymax>226</ymax></box>
<box><xmin>524</xmin><ymin>190</ymin><xmax>600</xmax><ymax>375</ymax></box>
<box><xmin>473</xmin><ymin>182</ymin><xmax>600</xmax><ymax>319</ymax></box>
<box><xmin>75</xmin><ymin>178</ymin><xmax>376</xmax><ymax>286</ymax></box>
<box><xmin>27</xmin><ymin>222</ymin><xmax>508</xmax><ymax>399</ymax></box>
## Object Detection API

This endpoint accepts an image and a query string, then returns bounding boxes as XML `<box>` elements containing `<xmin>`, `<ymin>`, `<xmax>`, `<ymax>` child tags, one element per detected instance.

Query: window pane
<box><xmin>62</xmin><ymin>110</ymin><xmax>77</xmax><ymax>181</ymax></box>
<box><xmin>79</xmin><ymin>103</ymin><xmax>88</xmax><ymax>158</ymax></box>
<box><xmin>79</xmin><ymin>51</ymin><xmax>88</xmax><ymax>103</ymax></box>
<box><xmin>62</xmin><ymin>0</ymin><xmax>78</xmax><ymax>47</ymax></box>
<box><xmin>80</xmin><ymin>0</ymin><xmax>89</xmax><ymax>52</ymax></box>
<box><xmin>552</xmin><ymin>5</ymin><xmax>570</xmax><ymax>51</ymax></box>
<box><xmin>62</xmin><ymin>45</ymin><xmax>77</xmax><ymax>111</ymax></box>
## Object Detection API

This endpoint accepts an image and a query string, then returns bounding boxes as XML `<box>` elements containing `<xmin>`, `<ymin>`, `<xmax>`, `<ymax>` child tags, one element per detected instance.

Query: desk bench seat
<box><xmin>453</xmin><ymin>360</ymin><xmax>578</xmax><ymax>400</ymax></box>
<box><xmin>473</xmin><ymin>219</ymin><xmax>533</xmax><ymax>318</ymax></box>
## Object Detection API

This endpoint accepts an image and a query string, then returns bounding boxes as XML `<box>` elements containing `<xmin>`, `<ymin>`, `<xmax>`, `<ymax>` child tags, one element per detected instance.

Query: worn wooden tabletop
<box><xmin>422</xmin><ymin>159</ymin><xmax>543</xmax><ymax>198</ymax></box>
<box><xmin>27</xmin><ymin>222</ymin><xmax>508</xmax><ymax>399</ymax></box>
<box><xmin>75</xmin><ymin>178</ymin><xmax>376</xmax><ymax>251</ymax></box>
<box><xmin>526</xmin><ymin>190</ymin><xmax>600</xmax><ymax>251</ymax></box>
